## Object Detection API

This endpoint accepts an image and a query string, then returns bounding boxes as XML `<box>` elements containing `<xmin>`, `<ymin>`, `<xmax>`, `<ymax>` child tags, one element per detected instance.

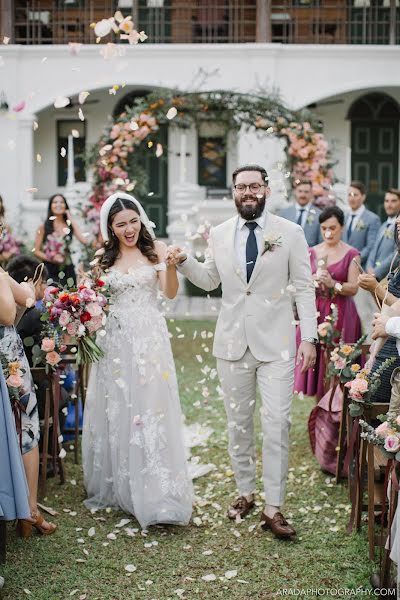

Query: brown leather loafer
<box><xmin>227</xmin><ymin>496</ymin><xmax>255</xmax><ymax>520</ymax></box>
<box><xmin>260</xmin><ymin>511</ymin><xmax>296</xmax><ymax>539</ymax></box>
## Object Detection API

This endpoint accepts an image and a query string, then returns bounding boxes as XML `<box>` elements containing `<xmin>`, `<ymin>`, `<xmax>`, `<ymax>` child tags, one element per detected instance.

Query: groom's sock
<box><xmin>264</xmin><ymin>504</ymin><xmax>279</xmax><ymax>518</ymax></box>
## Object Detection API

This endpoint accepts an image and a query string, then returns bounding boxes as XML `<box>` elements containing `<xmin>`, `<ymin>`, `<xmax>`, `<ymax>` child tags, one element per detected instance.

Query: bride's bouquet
<box><xmin>42</xmin><ymin>274</ymin><xmax>109</xmax><ymax>364</ymax></box>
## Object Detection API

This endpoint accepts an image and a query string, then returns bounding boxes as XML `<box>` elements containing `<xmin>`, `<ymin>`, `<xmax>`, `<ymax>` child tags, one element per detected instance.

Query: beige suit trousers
<box><xmin>217</xmin><ymin>348</ymin><xmax>295</xmax><ymax>506</ymax></box>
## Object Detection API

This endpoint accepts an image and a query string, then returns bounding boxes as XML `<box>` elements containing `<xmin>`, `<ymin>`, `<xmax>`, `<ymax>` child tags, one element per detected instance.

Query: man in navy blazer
<box><xmin>279</xmin><ymin>179</ymin><xmax>322</xmax><ymax>247</ymax></box>
<box><xmin>342</xmin><ymin>181</ymin><xmax>381</xmax><ymax>266</ymax></box>
<box><xmin>366</xmin><ymin>188</ymin><xmax>400</xmax><ymax>281</ymax></box>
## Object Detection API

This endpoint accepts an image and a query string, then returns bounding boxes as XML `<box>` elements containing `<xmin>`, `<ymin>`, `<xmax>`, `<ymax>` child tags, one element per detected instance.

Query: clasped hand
<box><xmin>371</xmin><ymin>312</ymin><xmax>389</xmax><ymax>340</ymax></box>
<box><xmin>165</xmin><ymin>245</ymin><xmax>186</xmax><ymax>267</ymax></box>
<box><xmin>315</xmin><ymin>269</ymin><xmax>335</xmax><ymax>288</ymax></box>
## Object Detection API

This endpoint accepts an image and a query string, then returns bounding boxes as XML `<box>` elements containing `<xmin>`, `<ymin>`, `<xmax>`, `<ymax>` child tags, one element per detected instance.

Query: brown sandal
<box><xmin>17</xmin><ymin>512</ymin><xmax>57</xmax><ymax>537</ymax></box>
<box><xmin>31</xmin><ymin>511</ymin><xmax>57</xmax><ymax>535</ymax></box>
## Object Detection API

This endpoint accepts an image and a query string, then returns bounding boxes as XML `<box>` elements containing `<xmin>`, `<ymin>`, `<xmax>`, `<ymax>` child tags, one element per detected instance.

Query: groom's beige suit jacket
<box><xmin>179</xmin><ymin>210</ymin><xmax>317</xmax><ymax>362</ymax></box>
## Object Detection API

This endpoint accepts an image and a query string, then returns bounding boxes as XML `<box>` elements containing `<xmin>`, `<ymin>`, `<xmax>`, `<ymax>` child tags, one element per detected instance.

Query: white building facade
<box><xmin>0</xmin><ymin>2</ymin><xmax>399</xmax><ymax>240</ymax></box>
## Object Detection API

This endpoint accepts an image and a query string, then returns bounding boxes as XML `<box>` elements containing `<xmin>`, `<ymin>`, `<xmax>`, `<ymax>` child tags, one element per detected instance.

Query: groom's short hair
<box><xmin>232</xmin><ymin>165</ymin><xmax>268</xmax><ymax>185</ymax></box>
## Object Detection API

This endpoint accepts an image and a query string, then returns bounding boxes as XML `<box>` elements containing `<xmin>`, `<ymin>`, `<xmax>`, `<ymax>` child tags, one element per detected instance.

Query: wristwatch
<box><xmin>302</xmin><ymin>337</ymin><xmax>318</xmax><ymax>345</ymax></box>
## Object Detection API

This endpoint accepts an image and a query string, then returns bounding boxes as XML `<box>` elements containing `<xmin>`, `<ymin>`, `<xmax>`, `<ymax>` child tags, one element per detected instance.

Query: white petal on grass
<box><xmin>202</xmin><ymin>574</ymin><xmax>217</xmax><ymax>582</ymax></box>
<box><xmin>125</xmin><ymin>564</ymin><xmax>137</xmax><ymax>573</ymax></box>
<box><xmin>107</xmin><ymin>532</ymin><xmax>117</xmax><ymax>540</ymax></box>
<box><xmin>225</xmin><ymin>570</ymin><xmax>238</xmax><ymax>579</ymax></box>
<box><xmin>88</xmin><ymin>527</ymin><xmax>95</xmax><ymax>537</ymax></box>
<box><xmin>59</xmin><ymin>448</ymin><xmax>67</xmax><ymax>459</ymax></box>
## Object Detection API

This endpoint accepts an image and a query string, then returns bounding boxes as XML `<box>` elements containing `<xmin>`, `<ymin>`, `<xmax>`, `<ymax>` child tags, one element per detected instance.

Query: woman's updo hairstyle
<box><xmin>319</xmin><ymin>206</ymin><xmax>345</xmax><ymax>227</ymax></box>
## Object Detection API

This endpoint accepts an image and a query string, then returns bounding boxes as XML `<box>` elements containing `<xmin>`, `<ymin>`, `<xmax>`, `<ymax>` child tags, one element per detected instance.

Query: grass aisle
<box><xmin>2</xmin><ymin>320</ymin><xmax>371</xmax><ymax>600</ymax></box>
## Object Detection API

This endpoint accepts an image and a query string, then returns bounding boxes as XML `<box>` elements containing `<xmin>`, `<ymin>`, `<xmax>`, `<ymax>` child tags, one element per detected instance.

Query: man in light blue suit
<box><xmin>366</xmin><ymin>188</ymin><xmax>400</xmax><ymax>281</ymax></box>
<box><xmin>342</xmin><ymin>180</ymin><xmax>381</xmax><ymax>267</ymax></box>
<box><xmin>279</xmin><ymin>179</ymin><xmax>322</xmax><ymax>247</ymax></box>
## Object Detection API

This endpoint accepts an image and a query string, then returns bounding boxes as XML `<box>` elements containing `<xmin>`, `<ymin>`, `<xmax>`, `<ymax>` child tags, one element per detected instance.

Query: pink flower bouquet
<box><xmin>42</xmin><ymin>275</ymin><xmax>110</xmax><ymax>364</ymax></box>
<box><xmin>43</xmin><ymin>233</ymin><xmax>66</xmax><ymax>263</ymax></box>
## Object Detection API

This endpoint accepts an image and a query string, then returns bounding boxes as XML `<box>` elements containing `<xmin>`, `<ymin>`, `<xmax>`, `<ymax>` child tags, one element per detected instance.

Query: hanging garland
<box><xmin>84</xmin><ymin>88</ymin><xmax>335</xmax><ymax>239</ymax></box>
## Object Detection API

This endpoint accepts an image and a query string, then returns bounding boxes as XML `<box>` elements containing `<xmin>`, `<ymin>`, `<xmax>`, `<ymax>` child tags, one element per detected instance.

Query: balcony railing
<box><xmin>2</xmin><ymin>0</ymin><xmax>399</xmax><ymax>45</ymax></box>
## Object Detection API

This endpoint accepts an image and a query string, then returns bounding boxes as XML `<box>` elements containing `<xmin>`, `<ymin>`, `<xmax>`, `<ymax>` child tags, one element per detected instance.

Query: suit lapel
<box><xmin>228</xmin><ymin>216</ymin><xmax>246</xmax><ymax>285</ymax></box>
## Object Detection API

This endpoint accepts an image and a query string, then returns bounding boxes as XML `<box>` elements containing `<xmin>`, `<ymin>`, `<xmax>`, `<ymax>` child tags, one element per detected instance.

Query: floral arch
<box><xmin>84</xmin><ymin>88</ymin><xmax>335</xmax><ymax>239</ymax></box>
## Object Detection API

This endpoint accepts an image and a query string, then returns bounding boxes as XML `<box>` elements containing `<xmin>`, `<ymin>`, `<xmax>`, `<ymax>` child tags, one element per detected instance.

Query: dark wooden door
<box><xmin>136</xmin><ymin>125</ymin><xmax>169</xmax><ymax>238</ymax></box>
<box><xmin>351</xmin><ymin>120</ymin><xmax>399</xmax><ymax>217</ymax></box>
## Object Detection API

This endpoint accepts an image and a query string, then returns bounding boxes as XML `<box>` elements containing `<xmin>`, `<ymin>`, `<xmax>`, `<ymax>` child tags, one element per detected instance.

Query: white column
<box><xmin>67</xmin><ymin>134</ymin><xmax>76</xmax><ymax>187</ymax></box>
<box><xmin>345</xmin><ymin>146</ymin><xmax>352</xmax><ymax>186</ymax></box>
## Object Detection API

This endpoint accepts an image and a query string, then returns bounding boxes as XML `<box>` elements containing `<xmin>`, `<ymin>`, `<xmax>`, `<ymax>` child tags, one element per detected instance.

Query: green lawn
<box><xmin>1</xmin><ymin>320</ymin><xmax>372</xmax><ymax>600</ymax></box>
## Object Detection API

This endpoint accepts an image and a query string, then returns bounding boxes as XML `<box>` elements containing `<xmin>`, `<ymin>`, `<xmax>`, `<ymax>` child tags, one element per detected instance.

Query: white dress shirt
<box><xmin>295</xmin><ymin>202</ymin><xmax>312</xmax><ymax>228</ymax></box>
<box><xmin>346</xmin><ymin>205</ymin><xmax>365</xmax><ymax>231</ymax></box>
<box><xmin>235</xmin><ymin>210</ymin><xmax>267</xmax><ymax>280</ymax></box>
<box><xmin>386</xmin><ymin>317</ymin><xmax>400</xmax><ymax>356</ymax></box>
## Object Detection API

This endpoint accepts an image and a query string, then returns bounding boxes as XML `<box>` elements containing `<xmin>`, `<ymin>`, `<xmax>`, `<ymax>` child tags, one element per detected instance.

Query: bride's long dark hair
<box><xmin>100</xmin><ymin>198</ymin><xmax>158</xmax><ymax>269</ymax></box>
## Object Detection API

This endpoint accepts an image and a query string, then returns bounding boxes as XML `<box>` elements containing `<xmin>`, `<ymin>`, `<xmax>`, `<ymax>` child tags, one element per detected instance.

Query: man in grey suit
<box><xmin>279</xmin><ymin>179</ymin><xmax>322</xmax><ymax>247</ymax></box>
<box><xmin>342</xmin><ymin>181</ymin><xmax>381</xmax><ymax>266</ymax></box>
<box><xmin>366</xmin><ymin>188</ymin><xmax>400</xmax><ymax>281</ymax></box>
<box><xmin>166</xmin><ymin>165</ymin><xmax>317</xmax><ymax>540</ymax></box>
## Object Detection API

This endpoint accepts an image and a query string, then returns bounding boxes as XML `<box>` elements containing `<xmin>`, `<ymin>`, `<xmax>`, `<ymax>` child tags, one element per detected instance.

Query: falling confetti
<box><xmin>54</xmin><ymin>96</ymin><xmax>70</xmax><ymax>109</ymax></box>
<box><xmin>166</xmin><ymin>107</ymin><xmax>178</xmax><ymax>120</ymax></box>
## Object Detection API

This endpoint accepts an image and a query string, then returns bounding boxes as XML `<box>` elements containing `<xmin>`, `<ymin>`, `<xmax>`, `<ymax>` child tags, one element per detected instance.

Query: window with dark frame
<box><xmin>57</xmin><ymin>120</ymin><xmax>86</xmax><ymax>187</ymax></box>
<box><xmin>198</xmin><ymin>136</ymin><xmax>227</xmax><ymax>188</ymax></box>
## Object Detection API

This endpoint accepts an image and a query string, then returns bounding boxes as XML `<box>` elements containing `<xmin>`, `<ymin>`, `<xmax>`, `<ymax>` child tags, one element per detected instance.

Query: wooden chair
<box><xmin>31</xmin><ymin>367</ymin><xmax>65</xmax><ymax>497</ymax></box>
<box><xmin>59</xmin><ymin>346</ymin><xmax>89</xmax><ymax>464</ymax></box>
<box><xmin>350</xmin><ymin>403</ymin><xmax>390</xmax><ymax>536</ymax></box>
<box><xmin>335</xmin><ymin>343</ymin><xmax>371</xmax><ymax>485</ymax></box>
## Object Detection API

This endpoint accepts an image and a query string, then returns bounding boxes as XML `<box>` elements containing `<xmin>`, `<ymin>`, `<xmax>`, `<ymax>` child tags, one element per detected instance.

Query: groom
<box><xmin>167</xmin><ymin>165</ymin><xmax>317</xmax><ymax>539</ymax></box>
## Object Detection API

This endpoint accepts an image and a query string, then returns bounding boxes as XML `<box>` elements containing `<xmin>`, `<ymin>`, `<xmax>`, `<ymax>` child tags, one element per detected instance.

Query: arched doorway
<box><xmin>348</xmin><ymin>92</ymin><xmax>400</xmax><ymax>215</ymax></box>
<box><xmin>114</xmin><ymin>89</ymin><xmax>169</xmax><ymax>238</ymax></box>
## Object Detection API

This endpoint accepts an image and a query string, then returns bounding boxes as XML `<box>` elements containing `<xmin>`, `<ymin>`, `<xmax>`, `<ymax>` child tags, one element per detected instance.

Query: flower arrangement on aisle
<box><xmin>346</xmin><ymin>357</ymin><xmax>397</xmax><ymax>417</ymax></box>
<box><xmin>83</xmin><ymin>88</ymin><xmax>335</xmax><ymax>245</ymax></box>
<box><xmin>326</xmin><ymin>335</ymin><xmax>367</xmax><ymax>384</ymax></box>
<box><xmin>41</xmin><ymin>274</ymin><xmax>110</xmax><ymax>365</ymax></box>
<box><xmin>317</xmin><ymin>304</ymin><xmax>339</xmax><ymax>347</ymax></box>
<box><xmin>360</xmin><ymin>414</ymin><xmax>400</xmax><ymax>459</ymax></box>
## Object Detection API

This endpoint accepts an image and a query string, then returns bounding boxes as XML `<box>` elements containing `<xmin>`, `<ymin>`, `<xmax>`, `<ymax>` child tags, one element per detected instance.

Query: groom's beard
<box><xmin>235</xmin><ymin>194</ymin><xmax>266</xmax><ymax>220</ymax></box>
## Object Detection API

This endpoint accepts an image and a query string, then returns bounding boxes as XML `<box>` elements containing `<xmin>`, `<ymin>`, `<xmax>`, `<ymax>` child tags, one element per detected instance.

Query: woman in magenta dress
<box><xmin>294</xmin><ymin>206</ymin><xmax>361</xmax><ymax>400</ymax></box>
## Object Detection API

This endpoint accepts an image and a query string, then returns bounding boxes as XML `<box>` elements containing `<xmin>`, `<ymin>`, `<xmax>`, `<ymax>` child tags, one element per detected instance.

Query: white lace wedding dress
<box><xmin>82</xmin><ymin>263</ymin><xmax>194</xmax><ymax>529</ymax></box>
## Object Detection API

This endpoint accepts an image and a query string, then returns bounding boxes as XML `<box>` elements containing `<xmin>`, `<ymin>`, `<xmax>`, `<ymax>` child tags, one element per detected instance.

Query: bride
<box><xmin>82</xmin><ymin>193</ymin><xmax>193</xmax><ymax>528</ymax></box>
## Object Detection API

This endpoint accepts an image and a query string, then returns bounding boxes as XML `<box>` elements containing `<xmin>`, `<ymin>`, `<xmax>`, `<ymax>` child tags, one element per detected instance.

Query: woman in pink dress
<box><xmin>294</xmin><ymin>206</ymin><xmax>361</xmax><ymax>400</ymax></box>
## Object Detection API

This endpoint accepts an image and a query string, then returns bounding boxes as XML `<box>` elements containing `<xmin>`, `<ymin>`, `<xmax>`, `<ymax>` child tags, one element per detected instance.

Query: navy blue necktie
<box><xmin>245</xmin><ymin>222</ymin><xmax>258</xmax><ymax>283</ymax></box>
<box><xmin>297</xmin><ymin>208</ymin><xmax>305</xmax><ymax>226</ymax></box>
<box><xmin>347</xmin><ymin>214</ymin><xmax>356</xmax><ymax>238</ymax></box>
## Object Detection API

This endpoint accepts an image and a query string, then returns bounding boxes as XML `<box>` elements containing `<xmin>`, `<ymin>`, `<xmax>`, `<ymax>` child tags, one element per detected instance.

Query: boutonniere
<box><xmin>356</xmin><ymin>219</ymin><xmax>366</xmax><ymax>232</ymax></box>
<box><xmin>306</xmin><ymin>214</ymin><xmax>315</xmax><ymax>226</ymax></box>
<box><xmin>262</xmin><ymin>233</ymin><xmax>282</xmax><ymax>255</ymax></box>
<box><xmin>384</xmin><ymin>227</ymin><xmax>394</xmax><ymax>239</ymax></box>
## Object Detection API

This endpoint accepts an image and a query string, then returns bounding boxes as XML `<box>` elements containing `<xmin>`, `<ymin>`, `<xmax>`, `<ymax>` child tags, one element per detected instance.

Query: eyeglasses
<box><xmin>233</xmin><ymin>183</ymin><xmax>266</xmax><ymax>194</ymax></box>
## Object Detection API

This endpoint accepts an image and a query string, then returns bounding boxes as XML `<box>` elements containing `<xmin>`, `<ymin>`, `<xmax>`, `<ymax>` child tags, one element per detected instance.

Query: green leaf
<box><xmin>349</xmin><ymin>403</ymin><xmax>363</xmax><ymax>417</ymax></box>
<box><xmin>40</xmin><ymin>312</ymin><xmax>49</xmax><ymax>322</ymax></box>
<box><xmin>67</xmin><ymin>278</ymin><xmax>75</xmax><ymax>288</ymax></box>
<box><xmin>23</xmin><ymin>336</ymin><xmax>35</xmax><ymax>347</ymax></box>
<box><xmin>58</xmin><ymin>271</ymin><xmax>65</xmax><ymax>279</ymax></box>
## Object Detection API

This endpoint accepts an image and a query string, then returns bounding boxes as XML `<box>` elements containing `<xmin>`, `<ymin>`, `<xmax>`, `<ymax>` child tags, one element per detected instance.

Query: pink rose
<box><xmin>86</xmin><ymin>302</ymin><xmax>102</xmax><ymax>317</ymax></box>
<box><xmin>350</xmin><ymin>378</ymin><xmax>369</xmax><ymax>394</ymax></box>
<box><xmin>384</xmin><ymin>434</ymin><xmax>400</xmax><ymax>453</ymax></box>
<box><xmin>46</xmin><ymin>351</ymin><xmax>61</xmax><ymax>366</ymax></box>
<box><xmin>334</xmin><ymin>357</ymin><xmax>346</xmax><ymax>369</ymax></box>
<box><xmin>59</xmin><ymin>311</ymin><xmax>71</xmax><ymax>327</ymax></box>
<box><xmin>79</xmin><ymin>287</ymin><xmax>96</xmax><ymax>302</ymax></box>
<box><xmin>41</xmin><ymin>338</ymin><xmax>55</xmax><ymax>352</ymax></box>
<box><xmin>66</xmin><ymin>321</ymin><xmax>79</xmax><ymax>336</ymax></box>
<box><xmin>375</xmin><ymin>421</ymin><xmax>390</xmax><ymax>437</ymax></box>
<box><xmin>6</xmin><ymin>373</ymin><xmax>23</xmax><ymax>388</ymax></box>
<box><xmin>86</xmin><ymin>315</ymin><xmax>103</xmax><ymax>334</ymax></box>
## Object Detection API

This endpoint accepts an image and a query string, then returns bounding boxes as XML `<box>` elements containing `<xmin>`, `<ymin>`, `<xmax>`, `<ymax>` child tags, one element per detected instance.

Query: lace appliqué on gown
<box><xmin>82</xmin><ymin>264</ymin><xmax>193</xmax><ymax>528</ymax></box>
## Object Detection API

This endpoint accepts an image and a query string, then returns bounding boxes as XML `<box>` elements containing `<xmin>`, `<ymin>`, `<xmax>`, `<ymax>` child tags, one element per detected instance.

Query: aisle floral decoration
<box><xmin>326</xmin><ymin>335</ymin><xmax>367</xmax><ymax>384</ymax></box>
<box><xmin>41</xmin><ymin>274</ymin><xmax>110</xmax><ymax>365</ymax></box>
<box><xmin>360</xmin><ymin>414</ymin><xmax>400</xmax><ymax>459</ymax></box>
<box><xmin>83</xmin><ymin>89</ymin><xmax>335</xmax><ymax>248</ymax></box>
<box><xmin>346</xmin><ymin>357</ymin><xmax>397</xmax><ymax>417</ymax></box>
